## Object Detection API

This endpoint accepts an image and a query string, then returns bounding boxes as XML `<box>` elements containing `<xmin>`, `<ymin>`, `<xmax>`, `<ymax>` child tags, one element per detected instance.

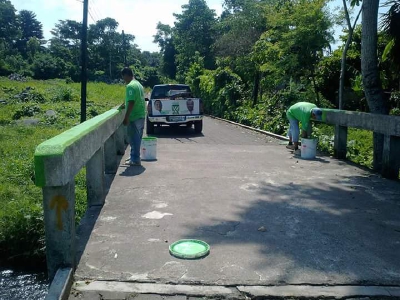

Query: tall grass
<box><xmin>0</xmin><ymin>78</ymin><xmax>126</xmax><ymax>269</ymax></box>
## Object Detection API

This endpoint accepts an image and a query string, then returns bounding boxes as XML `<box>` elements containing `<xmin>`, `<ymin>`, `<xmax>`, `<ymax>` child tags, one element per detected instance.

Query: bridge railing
<box><xmin>34</xmin><ymin>107</ymin><xmax>126</xmax><ymax>280</ymax></box>
<box><xmin>316</xmin><ymin>109</ymin><xmax>400</xmax><ymax>179</ymax></box>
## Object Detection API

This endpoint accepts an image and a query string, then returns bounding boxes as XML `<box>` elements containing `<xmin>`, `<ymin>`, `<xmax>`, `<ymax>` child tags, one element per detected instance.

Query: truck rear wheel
<box><xmin>194</xmin><ymin>120</ymin><xmax>203</xmax><ymax>134</ymax></box>
<box><xmin>146</xmin><ymin>118</ymin><xmax>154</xmax><ymax>134</ymax></box>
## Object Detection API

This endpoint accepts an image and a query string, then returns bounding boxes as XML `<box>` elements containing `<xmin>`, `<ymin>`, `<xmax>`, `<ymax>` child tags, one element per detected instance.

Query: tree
<box><xmin>173</xmin><ymin>0</ymin><xmax>217</xmax><ymax>80</ymax></box>
<box><xmin>88</xmin><ymin>18</ymin><xmax>122</xmax><ymax>78</ymax></box>
<box><xmin>18</xmin><ymin>10</ymin><xmax>43</xmax><ymax>40</ymax></box>
<box><xmin>338</xmin><ymin>1</ymin><xmax>362</xmax><ymax>109</ymax></box>
<box><xmin>216</xmin><ymin>0</ymin><xmax>268</xmax><ymax>58</ymax></box>
<box><xmin>380</xmin><ymin>0</ymin><xmax>400</xmax><ymax>88</ymax></box>
<box><xmin>0</xmin><ymin>0</ymin><xmax>19</xmax><ymax>44</ymax></box>
<box><xmin>215</xmin><ymin>0</ymin><xmax>270</xmax><ymax>105</ymax></box>
<box><xmin>50</xmin><ymin>20</ymin><xmax>81</xmax><ymax>63</ymax></box>
<box><xmin>361</xmin><ymin>0</ymin><xmax>389</xmax><ymax>171</ymax></box>
<box><xmin>16</xmin><ymin>10</ymin><xmax>44</xmax><ymax>57</ymax></box>
<box><xmin>253</xmin><ymin>0</ymin><xmax>334</xmax><ymax>103</ymax></box>
<box><xmin>154</xmin><ymin>22</ymin><xmax>177</xmax><ymax>79</ymax></box>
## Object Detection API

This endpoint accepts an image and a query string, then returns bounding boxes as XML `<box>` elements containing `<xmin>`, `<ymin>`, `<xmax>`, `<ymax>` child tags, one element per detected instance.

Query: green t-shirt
<box><xmin>125</xmin><ymin>79</ymin><xmax>146</xmax><ymax>121</ymax></box>
<box><xmin>286</xmin><ymin>102</ymin><xmax>317</xmax><ymax>131</ymax></box>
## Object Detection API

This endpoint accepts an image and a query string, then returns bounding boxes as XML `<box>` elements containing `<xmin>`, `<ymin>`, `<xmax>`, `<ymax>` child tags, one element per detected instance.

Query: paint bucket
<box><xmin>141</xmin><ymin>137</ymin><xmax>157</xmax><ymax>161</ymax></box>
<box><xmin>301</xmin><ymin>138</ymin><xmax>317</xmax><ymax>159</ymax></box>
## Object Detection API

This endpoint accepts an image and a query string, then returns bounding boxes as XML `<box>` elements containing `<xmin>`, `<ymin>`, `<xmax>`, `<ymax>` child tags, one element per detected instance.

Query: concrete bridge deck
<box><xmin>70</xmin><ymin>117</ymin><xmax>400</xmax><ymax>299</ymax></box>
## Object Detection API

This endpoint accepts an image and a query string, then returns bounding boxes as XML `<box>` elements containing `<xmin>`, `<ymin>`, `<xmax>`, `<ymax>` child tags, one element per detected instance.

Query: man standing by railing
<box><xmin>121</xmin><ymin>67</ymin><xmax>146</xmax><ymax>166</ymax></box>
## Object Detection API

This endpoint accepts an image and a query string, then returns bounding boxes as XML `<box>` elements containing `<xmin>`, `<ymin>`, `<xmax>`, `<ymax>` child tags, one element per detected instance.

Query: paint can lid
<box><xmin>169</xmin><ymin>239</ymin><xmax>210</xmax><ymax>259</ymax></box>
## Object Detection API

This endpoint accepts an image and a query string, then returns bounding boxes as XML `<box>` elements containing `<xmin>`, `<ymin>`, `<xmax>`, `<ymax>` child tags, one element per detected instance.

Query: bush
<box><xmin>12</xmin><ymin>104</ymin><xmax>41</xmax><ymax>120</ymax></box>
<box><xmin>50</xmin><ymin>86</ymin><xmax>79</xmax><ymax>102</ymax></box>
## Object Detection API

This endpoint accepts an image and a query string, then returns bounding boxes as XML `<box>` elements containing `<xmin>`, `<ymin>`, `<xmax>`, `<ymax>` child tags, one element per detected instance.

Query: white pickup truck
<box><xmin>146</xmin><ymin>84</ymin><xmax>204</xmax><ymax>134</ymax></box>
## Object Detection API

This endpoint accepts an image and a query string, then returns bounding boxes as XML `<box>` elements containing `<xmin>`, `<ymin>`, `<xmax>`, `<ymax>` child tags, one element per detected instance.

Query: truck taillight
<box><xmin>200</xmin><ymin>99</ymin><xmax>204</xmax><ymax>114</ymax></box>
<box><xmin>147</xmin><ymin>101</ymin><xmax>152</xmax><ymax>115</ymax></box>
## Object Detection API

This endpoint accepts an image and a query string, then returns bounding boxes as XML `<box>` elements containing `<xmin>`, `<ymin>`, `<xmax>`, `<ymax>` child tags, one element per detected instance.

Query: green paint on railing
<box><xmin>34</xmin><ymin>109</ymin><xmax>121</xmax><ymax>187</ymax></box>
<box><xmin>315</xmin><ymin>108</ymin><xmax>341</xmax><ymax>123</ymax></box>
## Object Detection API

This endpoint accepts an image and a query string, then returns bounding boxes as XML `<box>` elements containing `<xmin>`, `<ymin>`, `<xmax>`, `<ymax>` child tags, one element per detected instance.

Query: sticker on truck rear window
<box><xmin>151</xmin><ymin>99</ymin><xmax>200</xmax><ymax>116</ymax></box>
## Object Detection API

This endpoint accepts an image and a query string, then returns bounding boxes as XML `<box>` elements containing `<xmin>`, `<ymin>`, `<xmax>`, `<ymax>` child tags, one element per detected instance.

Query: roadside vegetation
<box><xmin>0</xmin><ymin>77</ymin><xmax>124</xmax><ymax>268</ymax></box>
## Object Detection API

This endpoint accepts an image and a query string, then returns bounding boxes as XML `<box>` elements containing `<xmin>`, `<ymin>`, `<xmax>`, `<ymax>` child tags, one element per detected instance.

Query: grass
<box><xmin>313</xmin><ymin>124</ymin><xmax>374</xmax><ymax>169</ymax></box>
<box><xmin>0</xmin><ymin>77</ymin><xmax>127</xmax><ymax>269</ymax></box>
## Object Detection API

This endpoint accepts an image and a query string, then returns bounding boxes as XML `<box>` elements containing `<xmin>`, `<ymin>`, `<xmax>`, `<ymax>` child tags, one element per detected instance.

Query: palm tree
<box><xmin>380</xmin><ymin>0</ymin><xmax>400</xmax><ymax>87</ymax></box>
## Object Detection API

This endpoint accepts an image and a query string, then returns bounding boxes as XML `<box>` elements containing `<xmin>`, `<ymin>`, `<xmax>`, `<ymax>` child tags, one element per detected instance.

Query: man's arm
<box><xmin>123</xmin><ymin>101</ymin><xmax>135</xmax><ymax>125</ymax></box>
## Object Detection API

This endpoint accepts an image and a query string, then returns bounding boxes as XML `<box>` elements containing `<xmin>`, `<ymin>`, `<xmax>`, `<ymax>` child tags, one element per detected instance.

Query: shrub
<box><xmin>13</xmin><ymin>105</ymin><xmax>41</xmax><ymax>120</ymax></box>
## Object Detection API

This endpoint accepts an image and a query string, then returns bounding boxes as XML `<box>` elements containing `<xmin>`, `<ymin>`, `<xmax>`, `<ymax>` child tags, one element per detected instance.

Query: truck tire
<box><xmin>194</xmin><ymin>120</ymin><xmax>203</xmax><ymax>134</ymax></box>
<box><xmin>146</xmin><ymin>118</ymin><xmax>154</xmax><ymax>135</ymax></box>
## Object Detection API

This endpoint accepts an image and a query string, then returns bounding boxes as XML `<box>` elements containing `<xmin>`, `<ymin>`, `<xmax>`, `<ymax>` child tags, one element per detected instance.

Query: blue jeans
<box><xmin>127</xmin><ymin>118</ymin><xmax>144</xmax><ymax>162</ymax></box>
<box><xmin>287</xmin><ymin>118</ymin><xmax>300</xmax><ymax>143</ymax></box>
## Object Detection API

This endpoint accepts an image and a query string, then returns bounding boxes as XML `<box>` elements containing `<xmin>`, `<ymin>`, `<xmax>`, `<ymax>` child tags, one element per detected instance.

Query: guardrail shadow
<box><xmin>75</xmin><ymin>152</ymin><xmax>125</xmax><ymax>266</ymax></box>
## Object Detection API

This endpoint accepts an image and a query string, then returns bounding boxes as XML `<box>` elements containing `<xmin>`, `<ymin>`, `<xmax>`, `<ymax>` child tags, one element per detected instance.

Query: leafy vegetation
<box><xmin>0</xmin><ymin>78</ymin><xmax>125</xmax><ymax>268</ymax></box>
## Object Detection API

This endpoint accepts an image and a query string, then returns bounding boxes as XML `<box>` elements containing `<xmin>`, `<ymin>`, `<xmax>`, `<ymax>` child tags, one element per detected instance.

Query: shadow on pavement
<box><xmin>182</xmin><ymin>173</ymin><xmax>400</xmax><ymax>285</ymax></box>
<box><xmin>119</xmin><ymin>165</ymin><xmax>146</xmax><ymax>177</ymax></box>
<box><xmin>148</xmin><ymin>125</ymin><xmax>204</xmax><ymax>140</ymax></box>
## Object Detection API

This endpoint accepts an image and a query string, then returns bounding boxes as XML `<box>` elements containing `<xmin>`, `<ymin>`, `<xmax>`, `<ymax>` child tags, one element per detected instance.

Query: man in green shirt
<box><xmin>286</xmin><ymin>102</ymin><xmax>322</xmax><ymax>151</ymax></box>
<box><xmin>121</xmin><ymin>67</ymin><xmax>146</xmax><ymax>166</ymax></box>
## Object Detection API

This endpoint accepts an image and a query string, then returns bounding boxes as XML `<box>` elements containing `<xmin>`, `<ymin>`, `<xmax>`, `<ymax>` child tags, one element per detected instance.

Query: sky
<box><xmin>11</xmin><ymin>0</ymin><xmax>224</xmax><ymax>52</ymax></box>
<box><xmin>11</xmin><ymin>0</ymin><xmax>389</xmax><ymax>53</ymax></box>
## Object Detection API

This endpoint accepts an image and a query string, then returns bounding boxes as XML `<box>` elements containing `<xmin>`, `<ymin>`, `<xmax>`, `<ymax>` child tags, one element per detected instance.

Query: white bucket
<box><xmin>301</xmin><ymin>138</ymin><xmax>317</xmax><ymax>159</ymax></box>
<box><xmin>141</xmin><ymin>137</ymin><xmax>157</xmax><ymax>161</ymax></box>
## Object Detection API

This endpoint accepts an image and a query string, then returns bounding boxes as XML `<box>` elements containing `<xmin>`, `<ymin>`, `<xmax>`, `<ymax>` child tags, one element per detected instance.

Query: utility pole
<box><xmin>80</xmin><ymin>0</ymin><xmax>89</xmax><ymax>123</ymax></box>
<box><xmin>122</xmin><ymin>30</ymin><xmax>127</xmax><ymax>66</ymax></box>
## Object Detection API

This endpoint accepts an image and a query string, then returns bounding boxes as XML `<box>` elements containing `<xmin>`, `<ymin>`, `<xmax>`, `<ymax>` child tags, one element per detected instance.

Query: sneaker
<box><xmin>127</xmin><ymin>160</ymin><xmax>141</xmax><ymax>166</ymax></box>
<box><xmin>286</xmin><ymin>144</ymin><xmax>296</xmax><ymax>150</ymax></box>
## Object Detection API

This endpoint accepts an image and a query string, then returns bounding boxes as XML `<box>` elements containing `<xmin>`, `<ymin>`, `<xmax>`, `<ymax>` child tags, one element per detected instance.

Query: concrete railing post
<box><xmin>105</xmin><ymin>133</ymin><xmax>118</xmax><ymax>174</ymax></box>
<box><xmin>334</xmin><ymin>125</ymin><xmax>348</xmax><ymax>159</ymax></box>
<box><xmin>42</xmin><ymin>182</ymin><xmax>76</xmax><ymax>280</ymax></box>
<box><xmin>115</xmin><ymin>125</ymin><xmax>126</xmax><ymax>155</ymax></box>
<box><xmin>382</xmin><ymin>135</ymin><xmax>400</xmax><ymax>179</ymax></box>
<box><xmin>86</xmin><ymin>146</ymin><xmax>105</xmax><ymax>207</ymax></box>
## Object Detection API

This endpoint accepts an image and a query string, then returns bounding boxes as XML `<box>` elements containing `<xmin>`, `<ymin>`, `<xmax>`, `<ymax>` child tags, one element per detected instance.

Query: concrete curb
<box><xmin>45</xmin><ymin>268</ymin><xmax>73</xmax><ymax>300</ymax></box>
<box><xmin>207</xmin><ymin>115</ymin><xmax>289</xmax><ymax>142</ymax></box>
<box><xmin>71</xmin><ymin>281</ymin><xmax>400</xmax><ymax>299</ymax></box>
<box><xmin>238</xmin><ymin>285</ymin><xmax>400</xmax><ymax>298</ymax></box>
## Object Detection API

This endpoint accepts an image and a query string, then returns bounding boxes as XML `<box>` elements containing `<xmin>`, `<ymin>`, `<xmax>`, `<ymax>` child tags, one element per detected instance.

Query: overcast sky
<box><xmin>11</xmin><ymin>0</ymin><xmax>388</xmax><ymax>53</ymax></box>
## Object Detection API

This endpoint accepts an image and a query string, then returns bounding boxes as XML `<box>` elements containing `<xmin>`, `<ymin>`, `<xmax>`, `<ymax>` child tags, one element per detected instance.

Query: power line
<box><xmin>88</xmin><ymin>6</ymin><xmax>97</xmax><ymax>23</ymax></box>
<box><xmin>91</xmin><ymin>0</ymin><xmax>103</xmax><ymax>20</ymax></box>
<box><xmin>88</xmin><ymin>2</ymin><xmax>100</xmax><ymax>20</ymax></box>
<box><xmin>80</xmin><ymin>0</ymin><xmax>89</xmax><ymax>123</ymax></box>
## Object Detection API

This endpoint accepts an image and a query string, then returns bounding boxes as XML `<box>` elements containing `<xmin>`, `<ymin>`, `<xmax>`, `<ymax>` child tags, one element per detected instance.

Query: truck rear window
<box><xmin>151</xmin><ymin>85</ymin><xmax>191</xmax><ymax>99</ymax></box>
